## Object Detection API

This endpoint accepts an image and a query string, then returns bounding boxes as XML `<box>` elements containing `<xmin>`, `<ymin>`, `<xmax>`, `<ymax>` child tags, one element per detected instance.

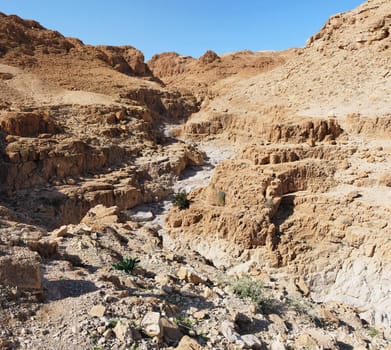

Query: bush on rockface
<box><xmin>172</xmin><ymin>191</ymin><xmax>190</xmax><ymax>210</ymax></box>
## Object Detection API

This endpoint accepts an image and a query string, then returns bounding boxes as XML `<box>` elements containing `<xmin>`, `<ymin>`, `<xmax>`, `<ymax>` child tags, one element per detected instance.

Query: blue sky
<box><xmin>0</xmin><ymin>1</ymin><xmax>365</xmax><ymax>60</ymax></box>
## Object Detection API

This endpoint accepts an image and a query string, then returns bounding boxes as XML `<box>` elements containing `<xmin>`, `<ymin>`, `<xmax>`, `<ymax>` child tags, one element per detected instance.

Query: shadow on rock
<box><xmin>43</xmin><ymin>279</ymin><xmax>98</xmax><ymax>301</ymax></box>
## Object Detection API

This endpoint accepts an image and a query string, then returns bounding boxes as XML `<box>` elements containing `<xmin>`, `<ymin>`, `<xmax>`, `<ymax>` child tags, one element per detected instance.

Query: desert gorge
<box><xmin>0</xmin><ymin>0</ymin><xmax>390</xmax><ymax>349</ymax></box>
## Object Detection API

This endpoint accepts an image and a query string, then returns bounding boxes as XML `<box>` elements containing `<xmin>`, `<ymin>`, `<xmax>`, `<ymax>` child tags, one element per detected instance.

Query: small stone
<box><xmin>295</xmin><ymin>276</ymin><xmax>310</xmax><ymax>297</ymax></box>
<box><xmin>127</xmin><ymin>210</ymin><xmax>154</xmax><ymax>222</ymax></box>
<box><xmin>166</xmin><ymin>253</ymin><xmax>175</xmax><ymax>261</ymax></box>
<box><xmin>177</xmin><ymin>266</ymin><xmax>188</xmax><ymax>280</ymax></box>
<box><xmin>141</xmin><ymin>312</ymin><xmax>162</xmax><ymax>337</ymax></box>
<box><xmin>248</xmin><ymin>304</ymin><xmax>257</xmax><ymax>315</ymax></box>
<box><xmin>193</xmin><ymin>310</ymin><xmax>206</xmax><ymax>320</ymax></box>
<box><xmin>271</xmin><ymin>338</ymin><xmax>287</xmax><ymax>350</ymax></box>
<box><xmin>113</xmin><ymin>320</ymin><xmax>133</xmax><ymax>343</ymax></box>
<box><xmin>51</xmin><ymin>225</ymin><xmax>68</xmax><ymax>238</ymax></box>
<box><xmin>294</xmin><ymin>333</ymin><xmax>318</xmax><ymax>348</ymax></box>
<box><xmin>103</xmin><ymin>294</ymin><xmax>116</xmax><ymax>303</ymax></box>
<box><xmin>155</xmin><ymin>273</ymin><xmax>171</xmax><ymax>286</ymax></box>
<box><xmin>88</xmin><ymin>304</ymin><xmax>106</xmax><ymax>318</ymax></box>
<box><xmin>160</xmin><ymin>318</ymin><xmax>183</xmax><ymax>343</ymax></box>
<box><xmin>103</xmin><ymin>328</ymin><xmax>113</xmax><ymax>340</ymax></box>
<box><xmin>220</xmin><ymin>320</ymin><xmax>240</xmax><ymax>343</ymax></box>
<box><xmin>175</xmin><ymin>335</ymin><xmax>202</xmax><ymax>349</ymax></box>
<box><xmin>203</xmin><ymin>286</ymin><xmax>213</xmax><ymax>299</ymax></box>
<box><xmin>66</xmin><ymin>178</ymin><xmax>76</xmax><ymax>185</ymax></box>
<box><xmin>162</xmin><ymin>285</ymin><xmax>173</xmax><ymax>294</ymax></box>
<box><xmin>241</xmin><ymin>334</ymin><xmax>263</xmax><ymax>349</ymax></box>
<box><xmin>177</xmin><ymin>266</ymin><xmax>206</xmax><ymax>285</ymax></box>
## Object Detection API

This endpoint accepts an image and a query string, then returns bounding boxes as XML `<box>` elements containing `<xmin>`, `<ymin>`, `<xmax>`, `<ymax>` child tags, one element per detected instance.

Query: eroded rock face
<box><xmin>179</xmin><ymin>114</ymin><xmax>344</xmax><ymax>144</ymax></box>
<box><xmin>166</xmin><ymin>136</ymin><xmax>391</xmax><ymax>326</ymax></box>
<box><xmin>0</xmin><ymin>111</ymin><xmax>60</xmax><ymax>137</ymax></box>
<box><xmin>167</xmin><ymin>155</ymin><xmax>337</xmax><ymax>267</ymax></box>
<box><xmin>0</xmin><ymin>96</ymin><xmax>205</xmax><ymax>227</ymax></box>
<box><xmin>95</xmin><ymin>45</ymin><xmax>151</xmax><ymax>76</ymax></box>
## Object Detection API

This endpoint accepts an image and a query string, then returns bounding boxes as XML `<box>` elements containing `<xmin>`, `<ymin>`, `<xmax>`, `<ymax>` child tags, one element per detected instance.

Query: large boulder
<box><xmin>0</xmin><ymin>246</ymin><xmax>42</xmax><ymax>290</ymax></box>
<box><xmin>0</xmin><ymin>111</ymin><xmax>59</xmax><ymax>137</ymax></box>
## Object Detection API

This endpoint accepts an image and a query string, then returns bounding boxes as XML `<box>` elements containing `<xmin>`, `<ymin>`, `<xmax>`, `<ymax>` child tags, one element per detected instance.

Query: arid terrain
<box><xmin>0</xmin><ymin>0</ymin><xmax>390</xmax><ymax>349</ymax></box>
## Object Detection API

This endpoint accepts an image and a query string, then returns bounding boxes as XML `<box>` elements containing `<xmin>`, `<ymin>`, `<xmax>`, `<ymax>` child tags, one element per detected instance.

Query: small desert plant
<box><xmin>367</xmin><ymin>326</ymin><xmax>379</xmax><ymax>338</ymax></box>
<box><xmin>174</xmin><ymin>316</ymin><xmax>195</xmax><ymax>335</ymax></box>
<box><xmin>107</xmin><ymin>319</ymin><xmax>118</xmax><ymax>329</ymax></box>
<box><xmin>172</xmin><ymin>191</ymin><xmax>190</xmax><ymax>210</ymax></box>
<box><xmin>217</xmin><ymin>191</ymin><xmax>226</xmax><ymax>206</ymax></box>
<box><xmin>113</xmin><ymin>257</ymin><xmax>140</xmax><ymax>274</ymax></box>
<box><xmin>231</xmin><ymin>276</ymin><xmax>265</xmax><ymax>305</ymax></box>
<box><xmin>288</xmin><ymin>298</ymin><xmax>312</xmax><ymax>315</ymax></box>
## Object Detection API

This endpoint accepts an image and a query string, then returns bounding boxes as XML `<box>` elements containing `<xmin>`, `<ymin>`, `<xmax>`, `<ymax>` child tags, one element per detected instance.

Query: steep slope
<box><xmin>179</xmin><ymin>0</ymin><xmax>390</xmax><ymax>140</ymax></box>
<box><xmin>0</xmin><ymin>12</ymin><xmax>204</xmax><ymax>229</ymax></box>
<box><xmin>166</xmin><ymin>0</ymin><xmax>391</xmax><ymax>329</ymax></box>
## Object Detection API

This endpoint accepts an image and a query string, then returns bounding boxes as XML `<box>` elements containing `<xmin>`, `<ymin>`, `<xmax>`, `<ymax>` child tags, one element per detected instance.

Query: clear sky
<box><xmin>0</xmin><ymin>0</ymin><xmax>365</xmax><ymax>60</ymax></box>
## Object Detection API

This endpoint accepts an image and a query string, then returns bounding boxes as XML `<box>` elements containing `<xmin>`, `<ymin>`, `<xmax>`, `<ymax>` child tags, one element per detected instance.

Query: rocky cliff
<box><xmin>0</xmin><ymin>1</ymin><xmax>390</xmax><ymax>349</ymax></box>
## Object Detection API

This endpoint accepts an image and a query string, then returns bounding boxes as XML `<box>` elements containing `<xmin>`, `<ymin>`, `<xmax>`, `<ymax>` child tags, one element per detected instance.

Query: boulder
<box><xmin>177</xmin><ymin>266</ymin><xmax>207</xmax><ymax>285</ymax></box>
<box><xmin>81</xmin><ymin>205</ymin><xmax>122</xmax><ymax>226</ymax></box>
<box><xmin>113</xmin><ymin>320</ymin><xmax>134</xmax><ymax>343</ymax></box>
<box><xmin>141</xmin><ymin>311</ymin><xmax>162</xmax><ymax>337</ymax></box>
<box><xmin>88</xmin><ymin>304</ymin><xmax>106</xmax><ymax>318</ymax></box>
<box><xmin>0</xmin><ymin>246</ymin><xmax>42</xmax><ymax>290</ymax></box>
<box><xmin>0</xmin><ymin>112</ymin><xmax>59</xmax><ymax>137</ymax></box>
<box><xmin>161</xmin><ymin>317</ymin><xmax>183</xmax><ymax>344</ymax></box>
<box><xmin>175</xmin><ymin>335</ymin><xmax>202</xmax><ymax>350</ymax></box>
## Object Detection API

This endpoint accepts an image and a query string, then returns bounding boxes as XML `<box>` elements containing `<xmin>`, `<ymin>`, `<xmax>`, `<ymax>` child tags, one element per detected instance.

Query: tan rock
<box><xmin>26</xmin><ymin>239</ymin><xmax>58</xmax><ymax>258</ymax></box>
<box><xmin>0</xmin><ymin>246</ymin><xmax>42</xmax><ymax>290</ymax></box>
<box><xmin>0</xmin><ymin>111</ymin><xmax>59</xmax><ymax>137</ymax></box>
<box><xmin>155</xmin><ymin>273</ymin><xmax>171</xmax><ymax>286</ymax></box>
<box><xmin>203</xmin><ymin>286</ymin><xmax>213</xmax><ymax>299</ymax></box>
<box><xmin>113</xmin><ymin>320</ymin><xmax>133</xmax><ymax>343</ymax></box>
<box><xmin>141</xmin><ymin>311</ymin><xmax>162</xmax><ymax>337</ymax></box>
<box><xmin>295</xmin><ymin>276</ymin><xmax>310</xmax><ymax>297</ymax></box>
<box><xmin>81</xmin><ymin>204</ymin><xmax>121</xmax><ymax>227</ymax></box>
<box><xmin>177</xmin><ymin>266</ymin><xmax>206</xmax><ymax>285</ymax></box>
<box><xmin>88</xmin><ymin>304</ymin><xmax>106</xmax><ymax>318</ymax></box>
<box><xmin>51</xmin><ymin>225</ymin><xmax>69</xmax><ymax>238</ymax></box>
<box><xmin>175</xmin><ymin>335</ymin><xmax>202</xmax><ymax>349</ymax></box>
<box><xmin>193</xmin><ymin>310</ymin><xmax>206</xmax><ymax>320</ymax></box>
<box><xmin>294</xmin><ymin>333</ymin><xmax>318</xmax><ymax>348</ymax></box>
<box><xmin>160</xmin><ymin>318</ymin><xmax>183</xmax><ymax>343</ymax></box>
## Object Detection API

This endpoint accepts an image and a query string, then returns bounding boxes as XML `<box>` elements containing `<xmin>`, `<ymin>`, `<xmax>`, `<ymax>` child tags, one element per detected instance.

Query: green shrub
<box><xmin>172</xmin><ymin>191</ymin><xmax>190</xmax><ymax>210</ymax></box>
<box><xmin>217</xmin><ymin>191</ymin><xmax>226</xmax><ymax>206</ymax></box>
<box><xmin>231</xmin><ymin>276</ymin><xmax>264</xmax><ymax>305</ymax></box>
<box><xmin>174</xmin><ymin>316</ymin><xmax>195</xmax><ymax>335</ymax></box>
<box><xmin>113</xmin><ymin>257</ymin><xmax>140</xmax><ymax>274</ymax></box>
<box><xmin>367</xmin><ymin>326</ymin><xmax>379</xmax><ymax>338</ymax></box>
<box><xmin>107</xmin><ymin>319</ymin><xmax>118</xmax><ymax>329</ymax></box>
